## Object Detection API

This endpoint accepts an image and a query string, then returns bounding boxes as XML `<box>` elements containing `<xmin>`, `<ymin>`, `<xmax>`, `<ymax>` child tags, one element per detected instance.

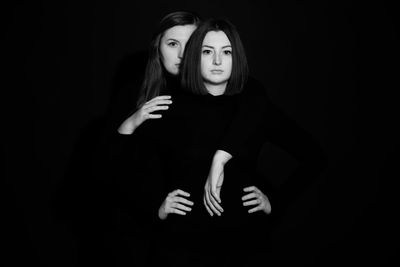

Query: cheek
<box><xmin>227</xmin><ymin>58</ymin><xmax>233</xmax><ymax>69</ymax></box>
<box><xmin>160</xmin><ymin>51</ymin><xmax>171</xmax><ymax>66</ymax></box>
<box><xmin>201</xmin><ymin>60</ymin><xmax>208</xmax><ymax>75</ymax></box>
<box><xmin>226</xmin><ymin>59</ymin><xmax>233</xmax><ymax>78</ymax></box>
<box><xmin>161</xmin><ymin>46</ymin><xmax>177</xmax><ymax>65</ymax></box>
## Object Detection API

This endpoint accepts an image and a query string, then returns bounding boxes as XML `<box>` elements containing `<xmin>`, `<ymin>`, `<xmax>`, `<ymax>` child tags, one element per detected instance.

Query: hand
<box><xmin>158</xmin><ymin>189</ymin><xmax>194</xmax><ymax>220</ymax></box>
<box><xmin>118</xmin><ymin>95</ymin><xmax>172</xmax><ymax>135</ymax></box>
<box><xmin>203</xmin><ymin>150</ymin><xmax>232</xmax><ymax>216</ymax></box>
<box><xmin>242</xmin><ymin>186</ymin><xmax>271</xmax><ymax>214</ymax></box>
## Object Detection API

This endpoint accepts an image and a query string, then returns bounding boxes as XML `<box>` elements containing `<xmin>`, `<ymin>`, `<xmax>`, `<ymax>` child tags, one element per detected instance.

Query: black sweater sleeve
<box><xmin>219</xmin><ymin>77</ymin><xmax>327</xmax><ymax>217</ymax></box>
<box><xmin>218</xmin><ymin>77</ymin><xmax>268</xmax><ymax>161</ymax></box>
<box><xmin>262</xmin><ymin>98</ymin><xmax>327</xmax><ymax>220</ymax></box>
<box><xmin>108</xmin><ymin>120</ymin><xmax>167</xmax><ymax>229</ymax></box>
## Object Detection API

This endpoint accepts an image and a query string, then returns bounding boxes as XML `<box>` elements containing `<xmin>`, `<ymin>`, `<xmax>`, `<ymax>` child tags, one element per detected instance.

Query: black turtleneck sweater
<box><xmin>106</xmin><ymin>74</ymin><xmax>326</xmax><ymax>233</ymax></box>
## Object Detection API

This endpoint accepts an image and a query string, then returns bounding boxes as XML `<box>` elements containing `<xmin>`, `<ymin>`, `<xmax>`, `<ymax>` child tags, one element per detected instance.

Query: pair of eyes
<box><xmin>201</xmin><ymin>49</ymin><xmax>232</xmax><ymax>55</ymax></box>
<box><xmin>167</xmin><ymin>42</ymin><xmax>232</xmax><ymax>55</ymax></box>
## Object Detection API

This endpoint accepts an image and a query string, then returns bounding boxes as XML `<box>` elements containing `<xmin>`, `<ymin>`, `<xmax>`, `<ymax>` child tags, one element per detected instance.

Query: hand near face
<box><xmin>242</xmin><ymin>186</ymin><xmax>271</xmax><ymax>214</ymax></box>
<box><xmin>158</xmin><ymin>189</ymin><xmax>194</xmax><ymax>220</ymax></box>
<box><xmin>118</xmin><ymin>95</ymin><xmax>172</xmax><ymax>135</ymax></box>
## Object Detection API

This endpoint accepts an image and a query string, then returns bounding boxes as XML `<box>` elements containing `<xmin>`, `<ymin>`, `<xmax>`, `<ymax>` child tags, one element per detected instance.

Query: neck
<box><xmin>204</xmin><ymin>82</ymin><xmax>227</xmax><ymax>96</ymax></box>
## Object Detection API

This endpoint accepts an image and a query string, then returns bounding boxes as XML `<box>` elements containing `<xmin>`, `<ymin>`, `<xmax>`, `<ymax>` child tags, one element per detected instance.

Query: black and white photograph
<box><xmin>3</xmin><ymin>1</ymin><xmax>397</xmax><ymax>266</ymax></box>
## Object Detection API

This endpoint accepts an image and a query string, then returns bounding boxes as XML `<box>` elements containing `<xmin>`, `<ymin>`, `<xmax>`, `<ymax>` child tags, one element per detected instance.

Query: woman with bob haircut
<box><xmin>109</xmin><ymin>12</ymin><xmax>325</xmax><ymax>266</ymax></box>
<box><xmin>111</xmin><ymin>11</ymin><xmax>251</xmax><ymax>220</ymax></box>
<box><xmin>111</xmin><ymin>12</ymin><xmax>271</xmax><ymax>224</ymax></box>
<box><xmin>123</xmin><ymin>18</ymin><xmax>275</xmax><ymax>266</ymax></box>
<box><xmin>180</xmin><ymin>18</ymin><xmax>249</xmax><ymax>96</ymax></box>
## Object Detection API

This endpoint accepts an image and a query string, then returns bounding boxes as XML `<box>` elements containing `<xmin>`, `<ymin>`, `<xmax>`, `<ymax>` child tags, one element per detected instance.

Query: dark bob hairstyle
<box><xmin>181</xmin><ymin>18</ymin><xmax>249</xmax><ymax>95</ymax></box>
<box><xmin>136</xmin><ymin>11</ymin><xmax>201</xmax><ymax>108</ymax></box>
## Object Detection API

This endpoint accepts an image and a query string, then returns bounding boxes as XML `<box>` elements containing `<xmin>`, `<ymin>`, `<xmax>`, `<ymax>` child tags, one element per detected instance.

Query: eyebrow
<box><xmin>165</xmin><ymin>38</ymin><xmax>180</xmax><ymax>42</ymax></box>
<box><xmin>202</xmin><ymin>45</ymin><xmax>232</xmax><ymax>49</ymax></box>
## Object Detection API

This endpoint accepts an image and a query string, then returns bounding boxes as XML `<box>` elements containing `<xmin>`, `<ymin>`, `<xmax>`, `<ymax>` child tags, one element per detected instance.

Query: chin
<box><xmin>168</xmin><ymin>69</ymin><xmax>179</xmax><ymax>75</ymax></box>
<box><xmin>209</xmin><ymin>78</ymin><xmax>228</xmax><ymax>84</ymax></box>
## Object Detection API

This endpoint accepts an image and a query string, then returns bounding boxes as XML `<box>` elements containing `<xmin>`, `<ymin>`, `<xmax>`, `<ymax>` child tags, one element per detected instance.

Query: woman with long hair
<box><xmin>126</xmin><ymin>18</ymin><xmax>275</xmax><ymax>266</ymax></box>
<box><xmin>110</xmin><ymin>12</ymin><xmax>325</xmax><ymax>266</ymax></box>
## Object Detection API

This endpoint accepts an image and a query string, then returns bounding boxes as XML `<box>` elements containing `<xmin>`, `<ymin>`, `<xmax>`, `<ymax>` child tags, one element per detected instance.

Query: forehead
<box><xmin>202</xmin><ymin>31</ymin><xmax>231</xmax><ymax>46</ymax></box>
<box><xmin>162</xmin><ymin>25</ymin><xmax>197</xmax><ymax>41</ymax></box>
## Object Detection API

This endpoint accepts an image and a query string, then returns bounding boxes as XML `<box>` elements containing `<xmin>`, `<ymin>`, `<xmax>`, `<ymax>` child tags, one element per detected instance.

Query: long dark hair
<box><xmin>136</xmin><ymin>11</ymin><xmax>201</xmax><ymax>108</ymax></box>
<box><xmin>181</xmin><ymin>18</ymin><xmax>249</xmax><ymax>96</ymax></box>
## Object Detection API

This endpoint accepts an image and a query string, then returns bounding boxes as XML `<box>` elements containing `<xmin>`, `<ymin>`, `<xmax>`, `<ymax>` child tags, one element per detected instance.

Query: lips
<box><xmin>211</xmin><ymin>70</ymin><xmax>223</xmax><ymax>74</ymax></box>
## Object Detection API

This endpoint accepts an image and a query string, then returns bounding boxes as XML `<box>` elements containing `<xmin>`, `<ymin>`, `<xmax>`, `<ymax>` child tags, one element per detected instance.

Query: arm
<box><xmin>110</xmin><ymin>119</ymin><xmax>169</xmax><ymax>226</ymax></box>
<box><xmin>203</xmin><ymin>150</ymin><xmax>232</xmax><ymax>216</ymax></box>
<box><xmin>204</xmin><ymin>77</ymin><xmax>269</xmax><ymax>215</ymax></box>
<box><xmin>262</xmin><ymin>103</ymin><xmax>327</xmax><ymax>220</ymax></box>
<box><xmin>204</xmin><ymin>77</ymin><xmax>327</xmax><ymax>218</ymax></box>
<box><xmin>118</xmin><ymin>95</ymin><xmax>172</xmax><ymax>135</ymax></box>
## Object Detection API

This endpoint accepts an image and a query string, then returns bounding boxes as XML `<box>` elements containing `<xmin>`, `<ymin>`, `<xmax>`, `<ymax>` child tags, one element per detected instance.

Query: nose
<box><xmin>178</xmin><ymin>46</ymin><xmax>184</xmax><ymax>59</ymax></box>
<box><xmin>213</xmin><ymin>52</ymin><xmax>221</xmax><ymax>65</ymax></box>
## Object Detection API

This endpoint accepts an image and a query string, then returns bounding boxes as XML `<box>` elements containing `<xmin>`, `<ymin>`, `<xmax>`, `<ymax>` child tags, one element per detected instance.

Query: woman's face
<box><xmin>200</xmin><ymin>31</ymin><xmax>232</xmax><ymax>87</ymax></box>
<box><xmin>159</xmin><ymin>24</ymin><xmax>197</xmax><ymax>75</ymax></box>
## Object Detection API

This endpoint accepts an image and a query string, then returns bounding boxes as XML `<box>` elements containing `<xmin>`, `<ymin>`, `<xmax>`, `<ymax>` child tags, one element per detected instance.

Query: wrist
<box><xmin>213</xmin><ymin>150</ymin><xmax>232</xmax><ymax>165</ymax></box>
<box><xmin>117</xmin><ymin>121</ymin><xmax>134</xmax><ymax>135</ymax></box>
<box><xmin>158</xmin><ymin>208</ymin><xmax>167</xmax><ymax>220</ymax></box>
<box><xmin>118</xmin><ymin>114</ymin><xmax>137</xmax><ymax>135</ymax></box>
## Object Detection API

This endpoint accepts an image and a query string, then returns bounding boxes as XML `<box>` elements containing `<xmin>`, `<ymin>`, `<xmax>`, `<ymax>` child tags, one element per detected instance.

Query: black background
<box><xmin>3</xmin><ymin>1</ymin><xmax>398</xmax><ymax>266</ymax></box>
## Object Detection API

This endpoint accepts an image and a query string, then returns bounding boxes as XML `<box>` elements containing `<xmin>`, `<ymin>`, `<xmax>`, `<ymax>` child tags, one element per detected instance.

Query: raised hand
<box><xmin>118</xmin><ymin>95</ymin><xmax>172</xmax><ymax>135</ymax></box>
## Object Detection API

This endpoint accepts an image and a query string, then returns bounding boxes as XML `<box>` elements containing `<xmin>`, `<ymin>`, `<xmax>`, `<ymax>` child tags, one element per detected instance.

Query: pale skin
<box><xmin>118</xmin><ymin>25</ymin><xmax>196</xmax><ymax>135</ymax></box>
<box><xmin>158</xmin><ymin>189</ymin><xmax>194</xmax><ymax>220</ymax></box>
<box><xmin>118</xmin><ymin>26</ymin><xmax>271</xmax><ymax>218</ymax></box>
<box><xmin>199</xmin><ymin>31</ymin><xmax>272</xmax><ymax>217</ymax></box>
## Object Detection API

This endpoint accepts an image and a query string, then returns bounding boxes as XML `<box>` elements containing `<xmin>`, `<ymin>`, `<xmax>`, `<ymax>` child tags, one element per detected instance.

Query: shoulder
<box><xmin>242</xmin><ymin>76</ymin><xmax>269</xmax><ymax>98</ymax></box>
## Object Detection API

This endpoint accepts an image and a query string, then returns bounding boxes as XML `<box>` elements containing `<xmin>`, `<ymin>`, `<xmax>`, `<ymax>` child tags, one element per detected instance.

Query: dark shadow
<box><xmin>51</xmin><ymin>49</ymin><xmax>149</xmax><ymax>267</ymax></box>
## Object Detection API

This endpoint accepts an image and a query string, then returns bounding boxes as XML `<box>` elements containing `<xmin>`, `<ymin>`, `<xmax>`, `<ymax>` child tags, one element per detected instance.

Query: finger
<box><xmin>241</xmin><ymin>192</ymin><xmax>257</xmax><ymax>201</ymax></box>
<box><xmin>203</xmin><ymin>196</ymin><xmax>213</xmax><ymax>216</ymax></box>
<box><xmin>248</xmin><ymin>206</ymin><xmax>262</xmax><ymax>213</ymax></box>
<box><xmin>145</xmin><ymin>105</ymin><xmax>169</xmax><ymax>114</ymax></box>
<box><xmin>174</xmin><ymin>196</ymin><xmax>194</xmax><ymax>206</ymax></box>
<box><xmin>207</xmin><ymin>189</ymin><xmax>223</xmax><ymax>215</ymax></box>
<box><xmin>209</xmin><ymin>193</ymin><xmax>224</xmax><ymax>213</ymax></box>
<box><xmin>171</xmin><ymin>208</ymin><xmax>186</xmax><ymax>216</ymax></box>
<box><xmin>145</xmin><ymin>99</ymin><xmax>173</xmax><ymax>109</ymax></box>
<box><xmin>210</xmin><ymin>187</ymin><xmax>222</xmax><ymax>204</ymax></box>
<box><xmin>205</xmin><ymin>189</ymin><xmax>220</xmax><ymax>216</ymax></box>
<box><xmin>142</xmin><ymin>100</ymin><xmax>172</xmax><ymax>111</ymax></box>
<box><xmin>243</xmin><ymin>199</ymin><xmax>260</xmax><ymax>206</ymax></box>
<box><xmin>174</xmin><ymin>203</ymin><xmax>192</xmax><ymax>212</ymax></box>
<box><xmin>148</xmin><ymin>114</ymin><xmax>162</xmax><ymax>119</ymax></box>
<box><xmin>145</xmin><ymin>95</ymin><xmax>172</xmax><ymax>104</ymax></box>
<box><xmin>175</xmin><ymin>189</ymin><xmax>190</xmax><ymax>197</ymax></box>
<box><xmin>243</xmin><ymin>186</ymin><xmax>257</xmax><ymax>192</ymax></box>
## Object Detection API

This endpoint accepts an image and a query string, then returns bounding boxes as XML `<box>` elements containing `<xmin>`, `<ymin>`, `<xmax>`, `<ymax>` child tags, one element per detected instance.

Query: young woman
<box><xmin>107</xmin><ymin>11</ymin><xmax>242</xmax><ymax>219</ymax></box>
<box><xmin>118</xmin><ymin>18</ymin><xmax>277</xmax><ymax>267</ymax></box>
<box><xmin>112</xmin><ymin>11</ymin><xmax>272</xmax><ymax>220</ymax></box>
<box><xmin>110</xmin><ymin>11</ymin><xmax>325</xmax><ymax>266</ymax></box>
